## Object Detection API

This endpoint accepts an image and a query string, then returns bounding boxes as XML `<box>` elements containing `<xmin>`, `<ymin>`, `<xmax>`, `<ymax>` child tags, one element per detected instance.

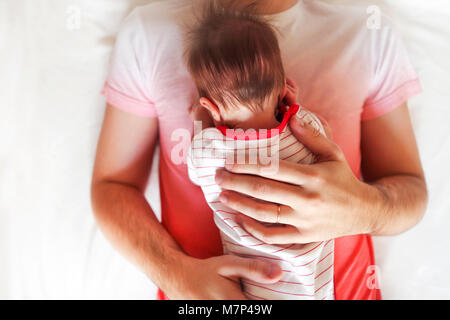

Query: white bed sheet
<box><xmin>0</xmin><ymin>0</ymin><xmax>449</xmax><ymax>299</ymax></box>
<box><xmin>334</xmin><ymin>0</ymin><xmax>450</xmax><ymax>299</ymax></box>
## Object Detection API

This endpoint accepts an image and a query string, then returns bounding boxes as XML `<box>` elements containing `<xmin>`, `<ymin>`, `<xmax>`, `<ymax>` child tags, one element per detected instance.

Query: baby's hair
<box><xmin>185</xmin><ymin>0</ymin><xmax>285</xmax><ymax>112</ymax></box>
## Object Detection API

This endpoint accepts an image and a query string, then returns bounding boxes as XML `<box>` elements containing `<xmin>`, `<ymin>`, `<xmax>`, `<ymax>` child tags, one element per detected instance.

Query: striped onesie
<box><xmin>187</xmin><ymin>105</ymin><xmax>335</xmax><ymax>300</ymax></box>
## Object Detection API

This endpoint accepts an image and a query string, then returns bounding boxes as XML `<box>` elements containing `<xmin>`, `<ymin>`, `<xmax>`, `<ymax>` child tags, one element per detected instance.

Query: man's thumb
<box><xmin>215</xmin><ymin>255</ymin><xmax>282</xmax><ymax>284</ymax></box>
<box><xmin>289</xmin><ymin>114</ymin><xmax>341</xmax><ymax>161</ymax></box>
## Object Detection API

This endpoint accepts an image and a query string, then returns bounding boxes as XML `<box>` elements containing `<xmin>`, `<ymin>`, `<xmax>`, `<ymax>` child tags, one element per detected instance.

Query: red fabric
<box><xmin>216</xmin><ymin>104</ymin><xmax>300</xmax><ymax>140</ymax></box>
<box><xmin>334</xmin><ymin>235</ymin><xmax>381</xmax><ymax>300</ymax></box>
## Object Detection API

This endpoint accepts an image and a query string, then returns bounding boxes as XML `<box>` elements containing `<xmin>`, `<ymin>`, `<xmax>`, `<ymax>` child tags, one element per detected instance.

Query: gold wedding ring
<box><xmin>276</xmin><ymin>204</ymin><xmax>281</xmax><ymax>224</ymax></box>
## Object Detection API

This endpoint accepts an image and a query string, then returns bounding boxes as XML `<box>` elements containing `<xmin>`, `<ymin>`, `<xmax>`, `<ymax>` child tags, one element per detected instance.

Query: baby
<box><xmin>185</xmin><ymin>3</ymin><xmax>334</xmax><ymax>300</ymax></box>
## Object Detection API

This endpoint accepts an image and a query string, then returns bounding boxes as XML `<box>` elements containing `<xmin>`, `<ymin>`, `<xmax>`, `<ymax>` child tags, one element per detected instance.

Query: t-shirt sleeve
<box><xmin>101</xmin><ymin>9</ymin><xmax>157</xmax><ymax>118</ymax></box>
<box><xmin>362</xmin><ymin>25</ymin><xmax>422</xmax><ymax>121</ymax></box>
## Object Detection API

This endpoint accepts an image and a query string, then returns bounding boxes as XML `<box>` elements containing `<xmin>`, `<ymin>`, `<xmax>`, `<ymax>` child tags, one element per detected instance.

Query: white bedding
<box><xmin>0</xmin><ymin>0</ymin><xmax>449</xmax><ymax>299</ymax></box>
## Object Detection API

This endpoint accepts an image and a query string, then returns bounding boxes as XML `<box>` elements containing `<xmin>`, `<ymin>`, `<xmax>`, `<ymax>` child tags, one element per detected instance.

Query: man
<box><xmin>91</xmin><ymin>0</ymin><xmax>427</xmax><ymax>299</ymax></box>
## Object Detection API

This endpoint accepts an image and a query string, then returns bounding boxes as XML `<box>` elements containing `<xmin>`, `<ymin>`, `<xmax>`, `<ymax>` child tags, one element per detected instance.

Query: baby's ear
<box><xmin>199</xmin><ymin>97</ymin><xmax>221</xmax><ymax>122</ymax></box>
<box><xmin>279</xmin><ymin>77</ymin><xmax>299</xmax><ymax>107</ymax></box>
<box><xmin>281</xmin><ymin>78</ymin><xmax>288</xmax><ymax>99</ymax></box>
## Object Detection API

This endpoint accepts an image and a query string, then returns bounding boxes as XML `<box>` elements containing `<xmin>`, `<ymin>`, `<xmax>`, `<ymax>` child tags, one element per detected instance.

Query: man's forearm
<box><xmin>368</xmin><ymin>174</ymin><xmax>428</xmax><ymax>236</ymax></box>
<box><xmin>90</xmin><ymin>180</ymin><xmax>188</xmax><ymax>294</ymax></box>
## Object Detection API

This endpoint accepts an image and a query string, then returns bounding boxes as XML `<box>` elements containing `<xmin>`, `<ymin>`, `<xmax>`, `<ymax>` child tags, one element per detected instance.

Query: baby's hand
<box><xmin>280</xmin><ymin>77</ymin><xmax>299</xmax><ymax>107</ymax></box>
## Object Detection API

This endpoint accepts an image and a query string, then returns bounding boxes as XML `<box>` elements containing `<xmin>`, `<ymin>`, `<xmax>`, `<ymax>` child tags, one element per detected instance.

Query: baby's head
<box><xmin>186</xmin><ymin>2</ymin><xmax>288</xmax><ymax>129</ymax></box>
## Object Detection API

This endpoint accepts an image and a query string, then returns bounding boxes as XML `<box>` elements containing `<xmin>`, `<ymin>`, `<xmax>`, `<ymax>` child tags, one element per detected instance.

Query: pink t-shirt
<box><xmin>101</xmin><ymin>0</ymin><xmax>422</xmax><ymax>300</ymax></box>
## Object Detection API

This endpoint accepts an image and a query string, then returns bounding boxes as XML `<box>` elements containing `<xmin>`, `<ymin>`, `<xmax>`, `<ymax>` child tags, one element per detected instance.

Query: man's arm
<box><xmin>91</xmin><ymin>104</ymin><xmax>282</xmax><ymax>299</ymax></box>
<box><xmin>361</xmin><ymin>103</ymin><xmax>428</xmax><ymax>235</ymax></box>
<box><xmin>91</xmin><ymin>104</ymin><xmax>186</xmax><ymax>295</ymax></box>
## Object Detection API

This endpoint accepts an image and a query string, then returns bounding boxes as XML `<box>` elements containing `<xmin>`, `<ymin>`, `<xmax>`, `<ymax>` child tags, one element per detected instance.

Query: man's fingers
<box><xmin>215</xmin><ymin>170</ymin><xmax>299</xmax><ymax>205</ymax></box>
<box><xmin>289</xmin><ymin>115</ymin><xmax>343</xmax><ymax>161</ymax></box>
<box><xmin>236</xmin><ymin>214</ymin><xmax>306</xmax><ymax>244</ymax></box>
<box><xmin>215</xmin><ymin>255</ymin><xmax>282</xmax><ymax>284</ymax></box>
<box><xmin>220</xmin><ymin>191</ymin><xmax>295</xmax><ymax>224</ymax></box>
<box><xmin>225</xmin><ymin>160</ymin><xmax>314</xmax><ymax>186</ymax></box>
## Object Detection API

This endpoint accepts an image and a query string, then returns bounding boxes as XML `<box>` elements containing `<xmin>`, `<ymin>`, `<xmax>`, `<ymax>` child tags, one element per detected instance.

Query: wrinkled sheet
<box><xmin>0</xmin><ymin>0</ymin><xmax>449</xmax><ymax>299</ymax></box>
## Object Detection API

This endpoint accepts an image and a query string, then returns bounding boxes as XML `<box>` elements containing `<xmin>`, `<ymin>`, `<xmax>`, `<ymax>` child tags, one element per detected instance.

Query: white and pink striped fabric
<box><xmin>187</xmin><ymin>105</ymin><xmax>334</xmax><ymax>300</ymax></box>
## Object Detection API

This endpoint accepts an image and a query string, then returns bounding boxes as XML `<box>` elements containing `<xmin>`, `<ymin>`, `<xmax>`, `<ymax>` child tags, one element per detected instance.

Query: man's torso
<box><xmin>134</xmin><ymin>0</ymin><xmax>381</xmax><ymax>299</ymax></box>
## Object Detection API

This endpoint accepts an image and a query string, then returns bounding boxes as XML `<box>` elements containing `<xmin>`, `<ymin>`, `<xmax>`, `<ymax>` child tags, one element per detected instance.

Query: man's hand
<box><xmin>216</xmin><ymin>116</ymin><xmax>373</xmax><ymax>243</ymax></box>
<box><xmin>214</xmin><ymin>104</ymin><xmax>427</xmax><ymax>243</ymax></box>
<box><xmin>166</xmin><ymin>255</ymin><xmax>282</xmax><ymax>300</ymax></box>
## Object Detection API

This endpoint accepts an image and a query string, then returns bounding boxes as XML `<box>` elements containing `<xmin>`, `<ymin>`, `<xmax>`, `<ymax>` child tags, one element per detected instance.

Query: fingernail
<box><xmin>293</xmin><ymin>116</ymin><xmax>305</xmax><ymax>127</ymax></box>
<box><xmin>266</xmin><ymin>264</ymin><xmax>280</xmax><ymax>278</ymax></box>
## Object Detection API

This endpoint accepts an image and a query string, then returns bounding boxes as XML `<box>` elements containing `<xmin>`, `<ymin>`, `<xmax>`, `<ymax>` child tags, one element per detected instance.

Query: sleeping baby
<box><xmin>185</xmin><ymin>4</ymin><xmax>334</xmax><ymax>300</ymax></box>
